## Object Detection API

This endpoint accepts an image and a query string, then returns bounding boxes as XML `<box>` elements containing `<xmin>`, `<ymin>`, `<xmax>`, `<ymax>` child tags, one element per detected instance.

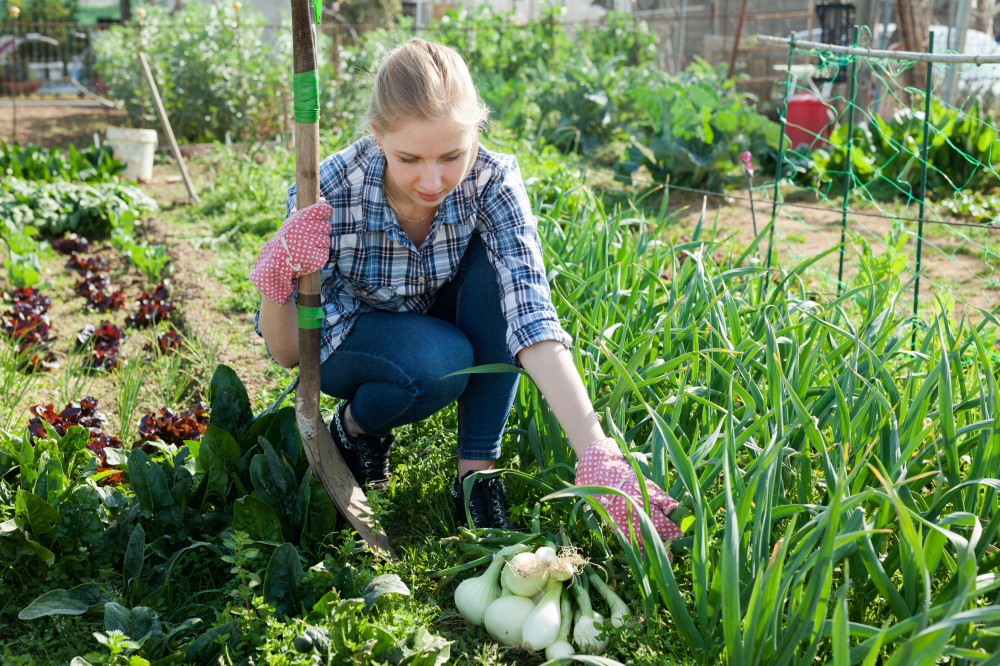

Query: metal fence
<box><xmin>0</xmin><ymin>21</ymin><xmax>105</xmax><ymax>98</ymax></box>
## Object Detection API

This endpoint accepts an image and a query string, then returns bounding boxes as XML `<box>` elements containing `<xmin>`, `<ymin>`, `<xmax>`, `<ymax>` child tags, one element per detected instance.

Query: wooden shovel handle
<box><xmin>289</xmin><ymin>0</ymin><xmax>394</xmax><ymax>558</ymax></box>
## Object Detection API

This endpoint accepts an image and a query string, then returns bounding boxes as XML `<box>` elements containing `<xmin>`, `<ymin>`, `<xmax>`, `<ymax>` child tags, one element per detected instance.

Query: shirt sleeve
<box><xmin>475</xmin><ymin>155</ymin><xmax>572</xmax><ymax>362</ymax></box>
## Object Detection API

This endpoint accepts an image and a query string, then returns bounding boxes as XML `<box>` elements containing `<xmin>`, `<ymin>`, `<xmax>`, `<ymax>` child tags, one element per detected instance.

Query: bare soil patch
<box><xmin>0</xmin><ymin>100</ymin><xmax>126</xmax><ymax>148</ymax></box>
<box><xmin>666</xmin><ymin>189</ymin><xmax>1000</xmax><ymax>318</ymax></box>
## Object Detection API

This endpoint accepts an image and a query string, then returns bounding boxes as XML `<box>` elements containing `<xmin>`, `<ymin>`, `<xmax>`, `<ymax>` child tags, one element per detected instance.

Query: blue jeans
<box><xmin>320</xmin><ymin>234</ymin><xmax>520</xmax><ymax>461</ymax></box>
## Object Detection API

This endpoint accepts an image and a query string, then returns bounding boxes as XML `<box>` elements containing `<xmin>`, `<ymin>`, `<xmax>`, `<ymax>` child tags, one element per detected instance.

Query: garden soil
<box><xmin>0</xmin><ymin>101</ymin><xmax>126</xmax><ymax>149</ymax></box>
<box><xmin>667</xmin><ymin>190</ymin><xmax>1000</xmax><ymax>320</ymax></box>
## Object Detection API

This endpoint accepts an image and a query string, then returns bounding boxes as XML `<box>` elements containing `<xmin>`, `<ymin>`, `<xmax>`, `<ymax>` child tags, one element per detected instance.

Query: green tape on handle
<box><xmin>314</xmin><ymin>0</ymin><xmax>321</xmax><ymax>24</ymax></box>
<box><xmin>293</xmin><ymin>70</ymin><xmax>319</xmax><ymax>124</ymax></box>
<box><xmin>298</xmin><ymin>305</ymin><xmax>325</xmax><ymax>329</ymax></box>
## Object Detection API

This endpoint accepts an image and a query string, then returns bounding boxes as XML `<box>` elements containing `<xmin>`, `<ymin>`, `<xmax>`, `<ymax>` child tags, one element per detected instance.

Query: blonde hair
<box><xmin>363</xmin><ymin>38</ymin><xmax>490</xmax><ymax>135</ymax></box>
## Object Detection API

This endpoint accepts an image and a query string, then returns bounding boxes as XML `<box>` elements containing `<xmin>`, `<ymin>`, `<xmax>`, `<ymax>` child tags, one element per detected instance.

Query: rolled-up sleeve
<box><xmin>475</xmin><ymin>156</ymin><xmax>572</xmax><ymax>361</ymax></box>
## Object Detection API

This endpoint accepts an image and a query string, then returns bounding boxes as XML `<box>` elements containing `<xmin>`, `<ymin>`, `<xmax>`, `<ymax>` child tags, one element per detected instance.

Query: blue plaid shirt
<box><xmin>254</xmin><ymin>135</ymin><xmax>571</xmax><ymax>366</ymax></box>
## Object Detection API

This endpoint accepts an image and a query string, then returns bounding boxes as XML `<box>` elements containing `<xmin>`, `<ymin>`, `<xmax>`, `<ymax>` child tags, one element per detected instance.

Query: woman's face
<box><xmin>375</xmin><ymin>117</ymin><xmax>477</xmax><ymax>211</ymax></box>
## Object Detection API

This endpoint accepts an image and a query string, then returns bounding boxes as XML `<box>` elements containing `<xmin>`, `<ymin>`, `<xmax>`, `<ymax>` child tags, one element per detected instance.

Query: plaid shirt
<box><xmin>254</xmin><ymin>135</ymin><xmax>571</xmax><ymax>366</ymax></box>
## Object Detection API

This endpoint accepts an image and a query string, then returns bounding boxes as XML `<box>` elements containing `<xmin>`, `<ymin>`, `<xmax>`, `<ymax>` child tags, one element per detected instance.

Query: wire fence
<box><xmin>754</xmin><ymin>32</ymin><xmax>1000</xmax><ymax>323</ymax></box>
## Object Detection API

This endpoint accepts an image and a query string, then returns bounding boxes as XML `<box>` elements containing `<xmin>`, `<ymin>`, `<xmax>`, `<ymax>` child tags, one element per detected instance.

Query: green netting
<box><xmin>767</xmin><ymin>30</ymin><xmax>1000</xmax><ymax>321</ymax></box>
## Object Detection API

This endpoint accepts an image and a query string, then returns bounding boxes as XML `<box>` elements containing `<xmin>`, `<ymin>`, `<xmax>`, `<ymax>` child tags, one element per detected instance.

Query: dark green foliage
<box><xmin>1</xmin><ymin>179</ymin><xmax>157</xmax><ymax>239</ymax></box>
<box><xmin>0</xmin><ymin>142</ymin><xmax>126</xmax><ymax>184</ymax></box>
<box><xmin>618</xmin><ymin>58</ymin><xmax>782</xmax><ymax>190</ymax></box>
<box><xmin>801</xmin><ymin>98</ymin><xmax>1000</xmax><ymax>201</ymax></box>
<box><xmin>533</xmin><ymin>54</ymin><xmax>664</xmax><ymax>156</ymax></box>
<box><xmin>0</xmin><ymin>426</ymin><xmax>114</xmax><ymax>578</ymax></box>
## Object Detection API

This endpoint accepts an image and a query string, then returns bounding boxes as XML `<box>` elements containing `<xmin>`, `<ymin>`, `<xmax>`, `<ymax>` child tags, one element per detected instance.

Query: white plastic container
<box><xmin>47</xmin><ymin>61</ymin><xmax>64</xmax><ymax>81</ymax></box>
<box><xmin>27</xmin><ymin>62</ymin><xmax>47</xmax><ymax>81</ymax></box>
<box><xmin>105</xmin><ymin>127</ymin><xmax>158</xmax><ymax>182</ymax></box>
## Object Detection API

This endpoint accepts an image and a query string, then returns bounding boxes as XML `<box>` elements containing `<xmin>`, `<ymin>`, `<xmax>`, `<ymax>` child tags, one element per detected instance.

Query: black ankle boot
<box><xmin>451</xmin><ymin>472</ymin><xmax>514</xmax><ymax>530</ymax></box>
<box><xmin>330</xmin><ymin>402</ymin><xmax>393</xmax><ymax>491</ymax></box>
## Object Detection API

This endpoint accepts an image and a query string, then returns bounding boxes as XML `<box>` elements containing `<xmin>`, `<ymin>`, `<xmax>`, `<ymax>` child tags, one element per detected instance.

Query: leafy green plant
<box><xmin>618</xmin><ymin>58</ymin><xmax>782</xmax><ymax>190</ymax></box>
<box><xmin>110</xmin><ymin>227</ymin><xmax>169</xmax><ymax>286</ymax></box>
<box><xmin>2</xmin><ymin>241</ymin><xmax>44</xmax><ymax>289</ymax></box>
<box><xmin>426</xmin><ymin>4</ymin><xmax>569</xmax><ymax>82</ymax></box>
<box><xmin>1</xmin><ymin>217</ymin><xmax>49</xmax><ymax>289</ymax></box>
<box><xmin>801</xmin><ymin>98</ymin><xmax>1000</xmax><ymax>202</ymax></box>
<box><xmin>533</xmin><ymin>54</ymin><xmax>664</xmax><ymax>157</ymax></box>
<box><xmin>1</xmin><ymin>179</ymin><xmax>157</xmax><ymax>239</ymax></box>
<box><xmin>0</xmin><ymin>142</ymin><xmax>125</xmax><ymax>184</ymax></box>
<box><xmin>0</xmin><ymin>426</ymin><xmax>110</xmax><ymax>580</ymax></box>
<box><xmin>575</xmin><ymin>10</ymin><xmax>659</xmax><ymax>68</ymax></box>
<box><xmin>84</xmin><ymin>629</ymin><xmax>146</xmax><ymax>666</ymax></box>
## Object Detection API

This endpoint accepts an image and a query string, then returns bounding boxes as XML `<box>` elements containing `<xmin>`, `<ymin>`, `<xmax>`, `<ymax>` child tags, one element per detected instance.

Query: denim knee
<box><xmin>409</xmin><ymin>329</ymin><xmax>474</xmax><ymax>411</ymax></box>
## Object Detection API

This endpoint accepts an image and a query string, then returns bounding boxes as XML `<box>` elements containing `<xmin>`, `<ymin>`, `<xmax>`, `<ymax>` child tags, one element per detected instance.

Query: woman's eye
<box><xmin>444</xmin><ymin>154</ymin><xmax>462</xmax><ymax>162</ymax></box>
<box><xmin>398</xmin><ymin>157</ymin><xmax>417</xmax><ymax>164</ymax></box>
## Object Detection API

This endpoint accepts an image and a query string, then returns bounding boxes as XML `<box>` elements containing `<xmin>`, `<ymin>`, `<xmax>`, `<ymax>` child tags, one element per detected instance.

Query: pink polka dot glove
<box><xmin>249</xmin><ymin>200</ymin><xmax>333</xmax><ymax>305</ymax></box>
<box><xmin>575</xmin><ymin>437</ymin><xmax>684</xmax><ymax>550</ymax></box>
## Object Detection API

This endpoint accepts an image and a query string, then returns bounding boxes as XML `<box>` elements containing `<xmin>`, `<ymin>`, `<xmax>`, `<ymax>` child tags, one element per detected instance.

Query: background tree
<box><xmin>335</xmin><ymin>0</ymin><xmax>400</xmax><ymax>33</ymax></box>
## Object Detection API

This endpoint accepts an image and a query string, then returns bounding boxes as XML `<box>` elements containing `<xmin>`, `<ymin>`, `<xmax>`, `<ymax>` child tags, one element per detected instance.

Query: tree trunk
<box><xmin>120</xmin><ymin>0</ymin><xmax>132</xmax><ymax>22</ymax></box>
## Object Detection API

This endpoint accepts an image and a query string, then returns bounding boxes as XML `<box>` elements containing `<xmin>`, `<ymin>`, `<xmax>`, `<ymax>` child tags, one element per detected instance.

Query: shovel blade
<box><xmin>295</xmin><ymin>400</ymin><xmax>396</xmax><ymax>558</ymax></box>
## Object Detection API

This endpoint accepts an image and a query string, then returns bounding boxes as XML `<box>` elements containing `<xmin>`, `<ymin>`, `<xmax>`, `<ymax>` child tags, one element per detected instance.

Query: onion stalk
<box><xmin>570</xmin><ymin>573</ymin><xmax>608</xmax><ymax>654</ymax></box>
<box><xmin>588</xmin><ymin>569</ymin><xmax>630</xmax><ymax>628</ymax></box>
<box><xmin>544</xmin><ymin>588</ymin><xmax>575</xmax><ymax>660</ymax></box>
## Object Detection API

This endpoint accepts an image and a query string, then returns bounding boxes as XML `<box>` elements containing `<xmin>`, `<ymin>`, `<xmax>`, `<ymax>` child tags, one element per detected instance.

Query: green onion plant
<box><xmin>528</xmin><ymin>185</ymin><xmax>1000</xmax><ymax>664</ymax></box>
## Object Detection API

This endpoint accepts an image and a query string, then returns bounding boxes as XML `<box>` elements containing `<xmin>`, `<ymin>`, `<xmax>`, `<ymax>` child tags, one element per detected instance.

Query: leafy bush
<box><xmin>574</xmin><ymin>10</ymin><xmax>659</xmax><ymax>68</ymax></box>
<box><xmin>533</xmin><ymin>54</ymin><xmax>666</xmax><ymax>157</ymax></box>
<box><xmin>0</xmin><ymin>142</ymin><xmax>125</xmax><ymax>183</ymax></box>
<box><xmin>425</xmin><ymin>4</ymin><xmax>570</xmax><ymax>82</ymax></box>
<box><xmin>618</xmin><ymin>58</ymin><xmax>782</xmax><ymax>190</ymax></box>
<box><xmin>1</xmin><ymin>179</ymin><xmax>157</xmax><ymax>239</ymax></box>
<box><xmin>92</xmin><ymin>3</ymin><xmax>303</xmax><ymax>143</ymax></box>
<box><xmin>800</xmin><ymin>98</ymin><xmax>1000</xmax><ymax>201</ymax></box>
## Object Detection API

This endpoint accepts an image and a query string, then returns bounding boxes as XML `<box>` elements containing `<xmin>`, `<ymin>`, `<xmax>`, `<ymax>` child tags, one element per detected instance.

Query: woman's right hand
<box><xmin>250</xmin><ymin>200</ymin><xmax>333</xmax><ymax>305</ymax></box>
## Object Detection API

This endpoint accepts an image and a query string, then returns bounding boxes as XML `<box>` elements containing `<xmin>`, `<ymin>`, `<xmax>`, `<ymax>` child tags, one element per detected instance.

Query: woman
<box><xmin>251</xmin><ymin>38</ymin><xmax>682</xmax><ymax>547</ymax></box>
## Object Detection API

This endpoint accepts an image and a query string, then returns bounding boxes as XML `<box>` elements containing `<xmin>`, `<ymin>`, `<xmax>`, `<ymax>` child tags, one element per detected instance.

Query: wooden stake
<box><xmin>137</xmin><ymin>52</ymin><xmax>200</xmax><ymax>205</ymax></box>
<box><xmin>728</xmin><ymin>0</ymin><xmax>748</xmax><ymax>78</ymax></box>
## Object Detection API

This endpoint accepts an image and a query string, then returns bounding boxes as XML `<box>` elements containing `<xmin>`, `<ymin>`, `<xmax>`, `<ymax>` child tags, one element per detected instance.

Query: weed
<box><xmin>114</xmin><ymin>360</ymin><xmax>147</xmax><ymax>444</ymax></box>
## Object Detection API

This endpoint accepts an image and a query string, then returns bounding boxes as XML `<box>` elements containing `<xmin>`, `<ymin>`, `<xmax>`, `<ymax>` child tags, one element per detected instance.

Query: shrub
<box><xmin>92</xmin><ymin>3</ymin><xmax>297</xmax><ymax>143</ymax></box>
<box><xmin>618</xmin><ymin>58</ymin><xmax>782</xmax><ymax>190</ymax></box>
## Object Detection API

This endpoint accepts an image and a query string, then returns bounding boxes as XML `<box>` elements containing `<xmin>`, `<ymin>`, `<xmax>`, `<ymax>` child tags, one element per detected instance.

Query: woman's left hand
<box><xmin>575</xmin><ymin>437</ymin><xmax>684</xmax><ymax>550</ymax></box>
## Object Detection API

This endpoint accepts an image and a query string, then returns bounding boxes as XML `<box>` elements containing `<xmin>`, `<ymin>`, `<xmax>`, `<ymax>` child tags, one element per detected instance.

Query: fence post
<box><xmin>136</xmin><ymin>16</ymin><xmax>146</xmax><ymax>129</ymax></box>
<box><xmin>836</xmin><ymin>29</ymin><xmax>858</xmax><ymax>294</ymax></box>
<box><xmin>9</xmin><ymin>7</ymin><xmax>18</xmax><ymax>143</ymax></box>
<box><xmin>912</xmin><ymin>32</ymin><xmax>934</xmax><ymax>335</ymax></box>
<box><xmin>767</xmin><ymin>33</ymin><xmax>795</xmax><ymax>281</ymax></box>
